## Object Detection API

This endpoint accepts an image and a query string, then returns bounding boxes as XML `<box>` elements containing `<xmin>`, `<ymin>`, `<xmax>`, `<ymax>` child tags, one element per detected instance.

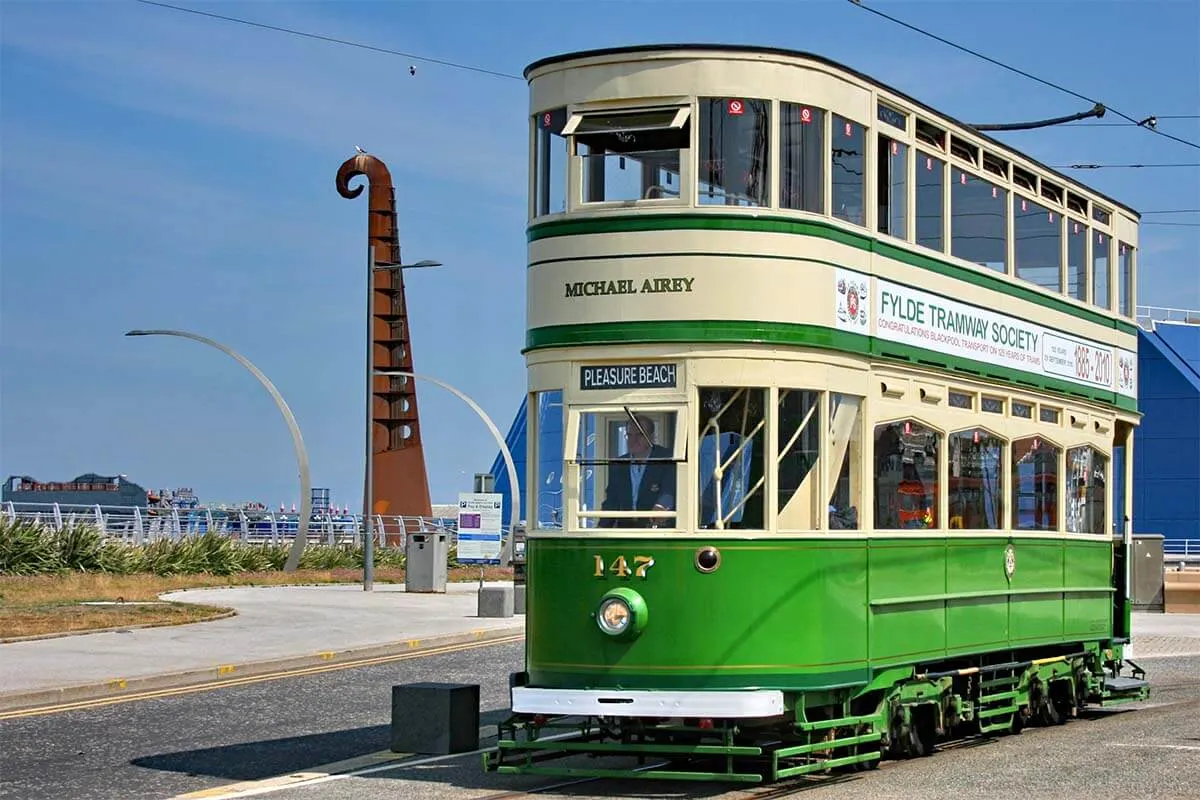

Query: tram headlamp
<box><xmin>594</xmin><ymin>588</ymin><xmax>647</xmax><ymax>639</ymax></box>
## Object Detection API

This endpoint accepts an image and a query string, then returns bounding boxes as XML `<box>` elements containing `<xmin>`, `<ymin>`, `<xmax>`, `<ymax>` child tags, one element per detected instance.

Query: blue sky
<box><xmin>2</xmin><ymin>0</ymin><xmax>1197</xmax><ymax>511</ymax></box>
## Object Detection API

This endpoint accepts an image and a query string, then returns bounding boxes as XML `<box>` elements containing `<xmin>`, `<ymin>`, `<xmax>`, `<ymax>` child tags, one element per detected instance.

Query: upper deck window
<box><xmin>832</xmin><ymin>115</ymin><xmax>866</xmax><ymax>227</ymax></box>
<box><xmin>877</xmin><ymin>102</ymin><xmax>907</xmax><ymax>132</ymax></box>
<box><xmin>1015</xmin><ymin>196</ymin><xmax>1063</xmax><ymax>293</ymax></box>
<box><xmin>780</xmin><ymin>103</ymin><xmax>825</xmax><ymax>214</ymax></box>
<box><xmin>877</xmin><ymin>135</ymin><xmax>908</xmax><ymax>240</ymax></box>
<box><xmin>916</xmin><ymin>152</ymin><xmax>946</xmax><ymax>253</ymax></box>
<box><xmin>698</xmin><ymin>98</ymin><xmax>770</xmax><ymax>207</ymax></box>
<box><xmin>1118</xmin><ymin>243</ymin><xmax>1134</xmax><ymax>316</ymax></box>
<box><xmin>569</xmin><ymin>106</ymin><xmax>690</xmax><ymax>204</ymax></box>
<box><xmin>951</xmin><ymin>168</ymin><xmax>1007</xmax><ymax>273</ymax></box>
<box><xmin>533</xmin><ymin>108</ymin><xmax>568</xmax><ymax>216</ymax></box>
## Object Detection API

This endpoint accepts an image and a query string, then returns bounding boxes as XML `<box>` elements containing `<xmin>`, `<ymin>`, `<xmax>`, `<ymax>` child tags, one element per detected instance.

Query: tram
<box><xmin>484</xmin><ymin>44</ymin><xmax>1148</xmax><ymax>784</ymax></box>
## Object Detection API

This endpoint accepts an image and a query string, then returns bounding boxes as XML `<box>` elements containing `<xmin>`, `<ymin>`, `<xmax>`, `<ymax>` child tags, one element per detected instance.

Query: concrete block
<box><xmin>514</xmin><ymin>584</ymin><xmax>526</xmax><ymax>615</ymax></box>
<box><xmin>478</xmin><ymin>585</ymin><xmax>514</xmax><ymax>618</ymax></box>
<box><xmin>391</xmin><ymin>682</ymin><xmax>480</xmax><ymax>754</ymax></box>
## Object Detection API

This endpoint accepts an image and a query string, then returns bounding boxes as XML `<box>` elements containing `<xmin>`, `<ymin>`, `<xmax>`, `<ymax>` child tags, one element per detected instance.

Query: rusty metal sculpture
<box><xmin>337</xmin><ymin>152</ymin><xmax>432</xmax><ymax>522</ymax></box>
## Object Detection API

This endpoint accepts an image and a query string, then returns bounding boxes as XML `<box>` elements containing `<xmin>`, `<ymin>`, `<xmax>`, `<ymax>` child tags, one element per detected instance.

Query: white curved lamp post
<box><xmin>125</xmin><ymin>329</ymin><xmax>312</xmax><ymax>572</ymax></box>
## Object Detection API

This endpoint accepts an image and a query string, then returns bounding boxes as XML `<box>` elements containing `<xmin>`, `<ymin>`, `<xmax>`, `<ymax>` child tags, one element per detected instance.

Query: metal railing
<box><xmin>1164</xmin><ymin>538</ymin><xmax>1200</xmax><ymax>560</ymax></box>
<box><xmin>1136</xmin><ymin>305</ymin><xmax>1200</xmax><ymax>331</ymax></box>
<box><xmin>1</xmin><ymin>501</ymin><xmax>481</xmax><ymax>549</ymax></box>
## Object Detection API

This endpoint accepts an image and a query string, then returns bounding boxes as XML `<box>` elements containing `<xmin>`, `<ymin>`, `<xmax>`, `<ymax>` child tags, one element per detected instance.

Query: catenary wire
<box><xmin>133</xmin><ymin>0</ymin><xmax>523</xmax><ymax>80</ymax></box>
<box><xmin>847</xmin><ymin>0</ymin><xmax>1200</xmax><ymax>151</ymax></box>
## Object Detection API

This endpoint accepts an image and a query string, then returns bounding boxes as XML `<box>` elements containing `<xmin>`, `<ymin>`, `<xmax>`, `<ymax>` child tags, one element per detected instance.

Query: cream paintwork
<box><xmin>526</xmin><ymin>47</ymin><xmax>1138</xmax><ymax>246</ymax></box>
<box><xmin>526</xmin><ymin>348</ymin><xmax>1124</xmax><ymax>540</ymax></box>
<box><xmin>527</xmin><ymin>228</ymin><xmax>1137</xmax><ymax>352</ymax></box>
<box><xmin>521</xmin><ymin>46</ymin><xmax>1136</xmax><ymax>543</ymax></box>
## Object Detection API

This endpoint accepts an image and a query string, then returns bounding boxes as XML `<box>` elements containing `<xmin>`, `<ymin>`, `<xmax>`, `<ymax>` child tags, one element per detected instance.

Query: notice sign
<box><xmin>834</xmin><ymin>268</ymin><xmax>1137</xmax><ymax>399</ymax></box>
<box><xmin>456</xmin><ymin>492</ymin><xmax>503</xmax><ymax>565</ymax></box>
<box><xmin>580</xmin><ymin>363</ymin><xmax>678</xmax><ymax>391</ymax></box>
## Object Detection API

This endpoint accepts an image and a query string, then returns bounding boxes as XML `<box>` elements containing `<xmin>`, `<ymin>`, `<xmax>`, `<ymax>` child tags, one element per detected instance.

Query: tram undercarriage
<box><xmin>483</xmin><ymin>644</ymin><xmax>1148</xmax><ymax>783</ymax></box>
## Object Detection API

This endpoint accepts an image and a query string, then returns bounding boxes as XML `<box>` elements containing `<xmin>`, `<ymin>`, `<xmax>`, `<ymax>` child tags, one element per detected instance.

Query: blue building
<box><xmin>489</xmin><ymin>390</ymin><xmax>563</xmax><ymax>529</ymax></box>
<box><xmin>1133</xmin><ymin>315</ymin><xmax>1200</xmax><ymax>543</ymax></box>
<box><xmin>491</xmin><ymin>317</ymin><xmax>1200</xmax><ymax>545</ymax></box>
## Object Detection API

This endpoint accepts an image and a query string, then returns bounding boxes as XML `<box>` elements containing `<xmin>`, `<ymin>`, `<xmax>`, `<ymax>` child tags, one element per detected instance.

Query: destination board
<box><xmin>580</xmin><ymin>363</ymin><xmax>678</xmax><ymax>390</ymax></box>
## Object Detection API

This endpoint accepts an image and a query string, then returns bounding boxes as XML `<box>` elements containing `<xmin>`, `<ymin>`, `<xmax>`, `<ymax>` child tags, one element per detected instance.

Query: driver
<box><xmin>600</xmin><ymin>414</ymin><xmax>675</xmax><ymax>528</ymax></box>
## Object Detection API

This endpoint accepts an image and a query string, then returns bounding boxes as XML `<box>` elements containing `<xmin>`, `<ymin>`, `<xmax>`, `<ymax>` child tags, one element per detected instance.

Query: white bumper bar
<box><xmin>511</xmin><ymin>687</ymin><xmax>785</xmax><ymax>718</ymax></box>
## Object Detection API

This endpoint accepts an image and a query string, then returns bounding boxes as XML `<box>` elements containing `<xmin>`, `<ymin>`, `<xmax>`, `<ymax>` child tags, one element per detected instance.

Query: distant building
<box><xmin>3</xmin><ymin>473</ymin><xmax>150</xmax><ymax>508</ymax></box>
<box><xmin>1133</xmin><ymin>313</ymin><xmax>1200</xmax><ymax>542</ymax></box>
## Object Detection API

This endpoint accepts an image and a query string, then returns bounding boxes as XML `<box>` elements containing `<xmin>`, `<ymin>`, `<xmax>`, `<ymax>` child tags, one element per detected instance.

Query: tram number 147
<box><xmin>594</xmin><ymin>555</ymin><xmax>656</xmax><ymax>579</ymax></box>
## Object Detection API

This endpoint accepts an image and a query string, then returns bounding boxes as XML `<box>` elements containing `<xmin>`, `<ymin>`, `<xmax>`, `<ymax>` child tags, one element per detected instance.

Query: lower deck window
<box><xmin>948</xmin><ymin>429</ymin><xmax>1004</xmax><ymax>529</ymax></box>
<box><xmin>577</xmin><ymin>408</ymin><xmax>679</xmax><ymax>528</ymax></box>
<box><xmin>1012</xmin><ymin>436</ymin><xmax>1059</xmax><ymax>530</ymax></box>
<box><xmin>874</xmin><ymin>420</ymin><xmax>940</xmax><ymax>529</ymax></box>
<box><xmin>698</xmin><ymin>387</ymin><xmax>767</xmax><ymax>529</ymax></box>
<box><xmin>1066</xmin><ymin>445</ymin><xmax>1108</xmax><ymax>534</ymax></box>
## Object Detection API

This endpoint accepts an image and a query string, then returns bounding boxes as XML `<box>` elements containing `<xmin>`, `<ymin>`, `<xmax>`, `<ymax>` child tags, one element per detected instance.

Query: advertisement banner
<box><xmin>835</xmin><ymin>268</ymin><xmax>1137</xmax><ymax>399</ymax></box>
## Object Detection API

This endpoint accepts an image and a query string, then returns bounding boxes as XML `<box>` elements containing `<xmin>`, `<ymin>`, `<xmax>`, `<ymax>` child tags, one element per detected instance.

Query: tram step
<box><xmin>1105</xmin><ymin>676</ymin><xmax>1149</xmax><ymax>693</ymax></box>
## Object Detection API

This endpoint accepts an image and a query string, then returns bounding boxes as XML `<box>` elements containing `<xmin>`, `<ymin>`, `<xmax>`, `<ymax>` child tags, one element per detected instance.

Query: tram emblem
<box><xmin>1004</xmin><ymin>543</ymin><xmax>1016</xmax><ymax>581</ymax></box>
<box><xmin>835</xmin><ymin>274</ymin><xmax>869</xmax><ymax>329</ymax></box>
<box><xmin>1118</xmin><ymin>353</ymin><xmax>1135</xmax><ymax>392</ymax></box>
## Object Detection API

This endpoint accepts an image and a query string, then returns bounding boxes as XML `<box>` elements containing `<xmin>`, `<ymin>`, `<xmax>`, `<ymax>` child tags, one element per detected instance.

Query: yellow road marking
<box><xmin>0</xmin><ymin>634</ymin><xmax>524</xmax><ymax>721</ymax></box>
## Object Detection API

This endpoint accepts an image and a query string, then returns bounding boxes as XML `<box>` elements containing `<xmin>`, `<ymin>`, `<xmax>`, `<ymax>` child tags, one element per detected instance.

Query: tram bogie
<box><xmin>485</xmin><ymin>43</ymin><xmax>1147</xmax><ymax>784</ymax></box>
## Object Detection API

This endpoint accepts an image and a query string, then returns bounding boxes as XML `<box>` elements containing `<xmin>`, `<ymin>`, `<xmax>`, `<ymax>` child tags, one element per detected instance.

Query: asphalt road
<box><xmin>1</xmin><ymin>644</ymin><xmax>1196</xmax><ymax>800</ymax></box>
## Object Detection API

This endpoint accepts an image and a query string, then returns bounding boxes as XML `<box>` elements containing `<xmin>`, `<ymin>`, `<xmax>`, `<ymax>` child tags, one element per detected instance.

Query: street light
<box><xmin>362</xmin><ymin>254</ymin><xmax>441</xmax><ymax>591</ymax></box>
<box><xmin>124</xmin><ymin>329</ymin><xmax>312</xmax><ymax>572</ymax></box>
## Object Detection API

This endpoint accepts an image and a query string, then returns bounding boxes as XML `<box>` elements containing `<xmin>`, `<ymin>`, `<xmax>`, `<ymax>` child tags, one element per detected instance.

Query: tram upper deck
<box><xmin>523</xmin><ymin>45</ymin><xmax>1140</xmax><ymax>414</ymax></box>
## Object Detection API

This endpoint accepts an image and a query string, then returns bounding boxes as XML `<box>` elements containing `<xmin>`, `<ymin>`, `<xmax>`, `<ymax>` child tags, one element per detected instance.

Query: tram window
<box><xmin>1066</xmin><ymin>445</ymin><xmax>1108</xmax><ymax>534</ymax></box>
<box><xmin>1012</xmin><ymin>436</ymin><xmax>1059</xmax><ymax>531</ymax></box>
<box><xmin>832</xmin><ymin>116</ymin><xmax>866</xmax><ymax>226</ymax></box>
<box><xmin>877</xmin><ymin>136</ymin><xmax>908</xmax><ymax>239</ymax></box>
<box><xmin>1015</xmin><ymin>197</ymin><xmax>1063</xmax><ymax>293</ymax></box>
<box><xmin>698</xmin><ymin>387</ymin><xmax>766</xmax><ymax>530</ymax></box>
<box><xmin>950</xmin><ymin>168</ymin><xmax>1007</xmax><ymax>273</ymax></box>
<box><xmin>874</xmin><ymin>419</ymin><xmax>940</xmax><ymax>530</ymax></box>
<box><xmin>1092</xmin><ymin>233</ymin><xmax>1111</xmax><ymax>310</ymax></box>
<box><xmin>948</xmin><ymin>430</ymin><xmax>1004</xmax><ymax>530</ymax></box>
<box><xmin>1012</xmin><ymin>401</ymin><xmax>1033</xmax><ymax>419</ymax></box>
<box><xmin>574</xmin><ymin>107</ymin><xmax>689</xmax><ymax>204</ymax></box>
<box><xmin>828</xmin><ymin>393</ymin><xmax>863</xmax><ymax>529</ymax></box>
<box><xmin>1067</xmin><ymin>219</ymin><xmax>1088</xmax><ymax>302</ymax></box>
<box><xmin>780</xmin><ymin>103</ymin><xmax>825</xmax><ymax>213</ymax></box>
<box><xmin>915</xmin><ymin>153</ymin><xmax>945</xmax><ymax>252</ymax></box>
<box><xmin>1118</xmin><ymin>243</ymin><xmax>1134</xmax><ymax>316</ymax></box>
<box><xmin>576</xmin><ymin>408</ymin><xmax>679</xmax><ymax>529</ymax></box>
<box><xmin>533</xmin><ymin>390</ymin><xmax>564</xmax><ymax>529</ymax></box>
<box><xmin>698</xmin><ymin>98</ymin><xmax>770</xmax><ymax>207</ymax></box>
<box><xmin>777</xmin><ymin>389</ymin><xmax>821</xmax><ymax>530</ymax></box>
<box><xmin>533</xmin><ymin>108</ymin><xmax>568</xmax><ymax>216</ymax></box>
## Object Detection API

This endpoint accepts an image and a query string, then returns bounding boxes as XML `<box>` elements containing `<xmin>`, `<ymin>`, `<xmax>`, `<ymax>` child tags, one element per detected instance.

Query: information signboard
<box><xmin>456</xmin><ymin>492</ymin><xmax>503</xmax><ymax>565</ymax></box>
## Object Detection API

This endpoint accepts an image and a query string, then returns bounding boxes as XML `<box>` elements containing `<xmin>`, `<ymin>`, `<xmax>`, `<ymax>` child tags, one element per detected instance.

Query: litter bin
<box><xmin>406</xmin><ymin>532</ymin><xmax>448</xmax><ymax>593</ymax></box>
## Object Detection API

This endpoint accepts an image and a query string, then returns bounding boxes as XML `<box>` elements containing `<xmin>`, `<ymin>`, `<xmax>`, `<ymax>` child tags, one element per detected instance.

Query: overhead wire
<box><xmin>846</xmin><ymin>0</ymin><xmax>1200</xmax><ymax>151</ymax></box>
<box><xmin>132</xmin><ymin>0</ymin><xmax>523</xmax><ymax>80</ymax></box>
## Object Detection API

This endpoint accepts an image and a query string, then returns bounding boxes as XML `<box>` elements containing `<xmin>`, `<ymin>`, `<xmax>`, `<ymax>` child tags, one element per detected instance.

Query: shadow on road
<box><xmin>131</xmin><ymin>709</ymin><xmax>515</xmax><ymax>782</ymax></box>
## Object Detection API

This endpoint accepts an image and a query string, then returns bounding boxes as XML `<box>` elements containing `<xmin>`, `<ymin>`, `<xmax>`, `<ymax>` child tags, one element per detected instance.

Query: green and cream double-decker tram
<box><xmin>486</xmin><ymin>44</ymin><xmax>1147</xmax><ymax>784</ymax></box>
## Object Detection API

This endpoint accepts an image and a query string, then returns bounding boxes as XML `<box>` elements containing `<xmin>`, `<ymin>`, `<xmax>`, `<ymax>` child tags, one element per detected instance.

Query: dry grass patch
<box><xmin>0</xmin><ymin>566</ymin><xmax>512</xmax><ymax>640</ymax></box>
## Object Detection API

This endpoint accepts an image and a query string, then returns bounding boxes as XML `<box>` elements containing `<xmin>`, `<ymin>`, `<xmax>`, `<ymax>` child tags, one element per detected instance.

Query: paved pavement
<box><xmin>0</xmin><ymin>581</ymin><xmax>524</xmax><ymax>713</ymax></box>
<box><xmin>2</xmin><ymin>577</ymin><xmax>1197</xmax><ymax>716</ymax></box>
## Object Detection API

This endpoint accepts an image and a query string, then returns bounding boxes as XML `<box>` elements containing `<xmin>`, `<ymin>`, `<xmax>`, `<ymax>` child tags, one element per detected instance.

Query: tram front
<box><xmin>510</xmin><ymin>45</ymin><xmax>872</xmax><ymax>730</ymax></box>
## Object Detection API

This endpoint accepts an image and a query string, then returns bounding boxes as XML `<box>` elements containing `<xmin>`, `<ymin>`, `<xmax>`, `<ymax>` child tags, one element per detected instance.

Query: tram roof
<box><xmin>524</xmin><ymin>44</ymin><xmax>1139</xmax><ymax>218</ymax></box>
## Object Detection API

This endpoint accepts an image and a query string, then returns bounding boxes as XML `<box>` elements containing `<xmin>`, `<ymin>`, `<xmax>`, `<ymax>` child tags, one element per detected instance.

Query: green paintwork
<box><xmin>524</xmin><ymin>320</ymin><xmax>1137</xmax><ymax>412</ymax></box>
<box><xmin>527</xmin><ymin>212</ymin><xmax>1138</xmax><ymax>336</ymax></box>
<box><xmin>524</xmin><ymin>536</ymin><xmax>1115</xmax><ymax>691</ymax></box>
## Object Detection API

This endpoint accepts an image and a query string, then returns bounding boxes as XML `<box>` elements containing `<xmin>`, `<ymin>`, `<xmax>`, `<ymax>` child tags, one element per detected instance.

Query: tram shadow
<box><xmin>130</xmin><ymin>708</ymin><xmax>514</xmax><ymax>783</ymax></box>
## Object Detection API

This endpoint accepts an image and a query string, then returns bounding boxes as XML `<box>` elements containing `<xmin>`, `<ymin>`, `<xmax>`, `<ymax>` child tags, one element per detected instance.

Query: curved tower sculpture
<box><xmin>336</xmin><ymin>152</ymin><xmax>432</xmax><ymax>519</ymax></box>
